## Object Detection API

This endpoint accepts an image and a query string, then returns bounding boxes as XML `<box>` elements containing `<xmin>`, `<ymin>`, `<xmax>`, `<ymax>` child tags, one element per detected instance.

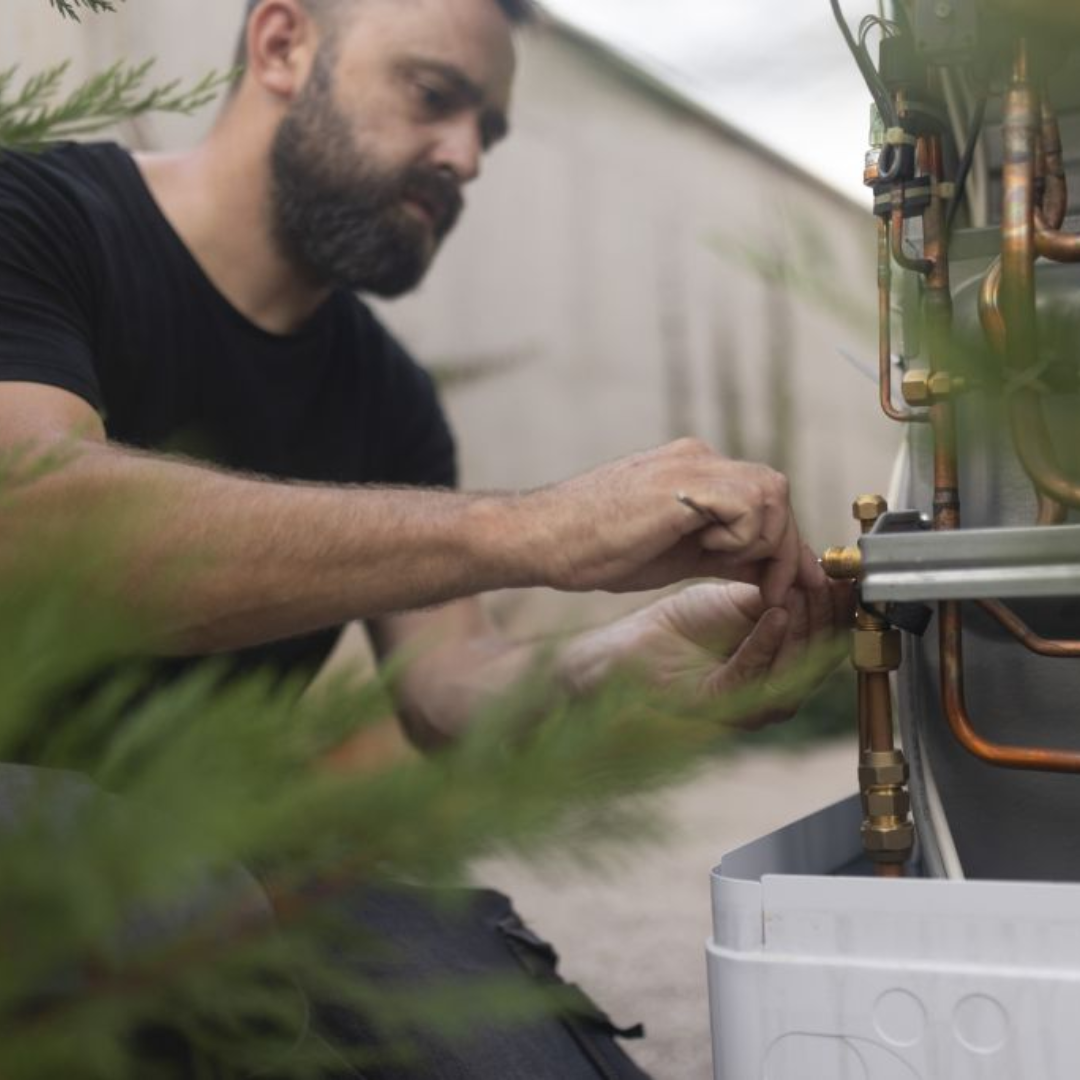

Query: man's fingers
<box><xmin>804</xmin><ymin>549</ymin><xmax>835</xmax><ymax>638</ymax></box>
<box><xmin>757</xmin><ymin>517</ymin><xmax>801</xmax><ymax>608</ymax></box>
<box><xmin>707</xmin><ymin>606</ymin><xmax>789</xmax><ymax>695</ymax></box>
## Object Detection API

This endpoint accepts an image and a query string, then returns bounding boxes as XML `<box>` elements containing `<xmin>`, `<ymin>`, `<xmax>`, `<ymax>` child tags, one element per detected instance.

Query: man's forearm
<box><xmin>3</xmin><ymin>440</ymin><xmax>533</xmax><ymax>654</ymax></box>
<box><xmin>371</xmin><ymin>602</ymin><xmax>648</xmax><ymax>749</ymax></box>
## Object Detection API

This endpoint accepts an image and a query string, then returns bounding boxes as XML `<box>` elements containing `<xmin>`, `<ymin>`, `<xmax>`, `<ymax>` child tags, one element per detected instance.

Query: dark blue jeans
<box><xmin>309</xmin><ymin>884</ymin><xmax>651</xmax><ymax>1080</ymax></box>
<box><xmin>0</xmin><ymin>766</ymin><xmax>651</xmax><ymax>1080</ymax></box>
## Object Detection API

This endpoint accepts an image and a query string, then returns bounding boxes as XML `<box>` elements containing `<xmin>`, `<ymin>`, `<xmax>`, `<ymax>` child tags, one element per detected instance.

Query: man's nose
<box><xmin>432</xmin><ymin>119</ymin><xmax>483</xmax><ymax>184</ymax></box>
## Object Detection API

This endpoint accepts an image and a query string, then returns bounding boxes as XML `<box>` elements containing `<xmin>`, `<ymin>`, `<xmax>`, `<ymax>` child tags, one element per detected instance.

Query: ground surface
<box><xmin>471</xmin><ymin>738</ymin><xmax>857</xmax><ymax>1080</ymax></box>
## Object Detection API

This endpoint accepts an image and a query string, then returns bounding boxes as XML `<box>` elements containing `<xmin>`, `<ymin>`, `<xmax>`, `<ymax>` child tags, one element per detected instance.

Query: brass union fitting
<box><xmin>822</xmin><ymin>545</ymin><xmax>862</xmax><ymax>580</ymax></box>
<box><xmin>858</xmin><ymin>749</ymin><xmax>909</xmax><ymax>789</ymax></box>
<box><xmin>859</xmin><ymin>748</ymin><xmax>915</xmax><ymax>867</ymax></box>
<box><xmin>901</xmin><ymin>369</ymin><xmax>967</xmax><ymax>407</ymax></box>
<box><xmin>861</xmin><ymin>819</ymin><xmax>916</xmax><ymax>859</ymax></box>
<box><xmin>865</xmin><ymin>787</ymin><xmax>912</xmax><ymax>818</ymax></box>
<box><xmin>853</xmin><ymin>627</ymin><xmax>902</xmax><ymax>672</ymax></box>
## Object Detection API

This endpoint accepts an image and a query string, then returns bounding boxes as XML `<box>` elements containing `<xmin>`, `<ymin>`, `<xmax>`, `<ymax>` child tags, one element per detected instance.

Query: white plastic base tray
<box><xmin>707</xmin><ymin>795</ymin><xmax>1080</xmax><ymax>1080</ymax></box>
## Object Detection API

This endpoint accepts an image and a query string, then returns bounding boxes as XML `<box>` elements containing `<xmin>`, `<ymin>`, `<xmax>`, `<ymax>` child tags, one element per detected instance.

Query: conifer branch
<box><xmin>0</xmin><ymin>61</ymin><xmax>232</xmax><ymax>150</ymax></box>
<box><xmin>47</xmin><ymin>0</ymin><xmax>118</xmax><ymax>21</ymax></box>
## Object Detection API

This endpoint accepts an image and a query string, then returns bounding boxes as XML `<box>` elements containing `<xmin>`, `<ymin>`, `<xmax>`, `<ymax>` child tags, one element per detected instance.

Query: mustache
<box><xmin>398</xmin><ymin>167</ymin><xmax>464</xmax><ymax>236</ymax></box>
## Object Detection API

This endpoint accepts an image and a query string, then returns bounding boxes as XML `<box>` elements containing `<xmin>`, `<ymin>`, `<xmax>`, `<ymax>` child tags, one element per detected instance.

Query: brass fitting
<box><xmin>862</xmin><ymin>819</ymin><xmax>916</xmax><ymax>860</ymax></box>
<box><xmin>853</xmin><ymin>495</ymin><xmax>888</xmax><ymax>528</ymax></box>
<box><xmin>858</xmin><ymin>749</ymin><xmax>909</xmax><ymax>789</ymax></box>
<box><xmin>822</xmin><ymin>545</ymin><xmax>862</xmax><ymax>580</ymax></box>
<box><xmin>859</xmin><ymin>748</ymin><xmax>915</xmax><ymax>867</ymax></box>
<box><xmin>853</xmin><ymin>627</ymin><xmax>902</xmax><ymax>672</ymax></box>
<box><xmin>865</xmin><ymin>787</ymin><xmax>912</xmax><ymax>818</ymax></box>
<box><xmin>900</xmin><ymin>369</ymin><xmax>967</xmax><ymax>407</ymax></box>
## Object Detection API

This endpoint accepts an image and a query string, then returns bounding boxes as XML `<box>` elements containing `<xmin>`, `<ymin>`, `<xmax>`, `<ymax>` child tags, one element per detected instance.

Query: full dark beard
<box><xmin>268</xmin><ymin>53</ymin><xmax>462</xmax><ymax>297</ymax></box>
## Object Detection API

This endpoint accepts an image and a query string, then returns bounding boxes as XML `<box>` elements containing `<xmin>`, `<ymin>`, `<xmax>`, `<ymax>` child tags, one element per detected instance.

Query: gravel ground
<box><xmin>471</xmin><ymin>738</ymin><xmax>858</xmax><ymax>1080</ymax></box>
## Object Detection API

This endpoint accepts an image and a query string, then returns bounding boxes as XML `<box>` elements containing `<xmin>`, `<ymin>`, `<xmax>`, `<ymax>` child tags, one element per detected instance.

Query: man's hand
<box><xmin>509</xmin><ymin>439</ymin><xmax>822</xmax><ymax>607</ymax></box>
<box><xmin>559</xmin><ymin>579</ymin><xmax>851</xmax><ymax>730</ymax></box>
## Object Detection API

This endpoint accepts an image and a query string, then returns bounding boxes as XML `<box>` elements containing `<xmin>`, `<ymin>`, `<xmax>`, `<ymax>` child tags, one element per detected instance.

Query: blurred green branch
<box><xmin>48</xmin><ymin>0</ymin><xmax>117</xmax><ymax>19</ymax></box>
<box><xmin>0</xmin><ymin>61</ymin><xmax>232</xmax><ymax>148</ymax></box>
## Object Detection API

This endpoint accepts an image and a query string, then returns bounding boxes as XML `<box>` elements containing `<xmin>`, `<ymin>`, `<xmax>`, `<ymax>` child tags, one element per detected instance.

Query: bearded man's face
<box><xmin>269</xmin><ymin>48</ymin><xmax>464</xmax><ymax>297</ymax></box>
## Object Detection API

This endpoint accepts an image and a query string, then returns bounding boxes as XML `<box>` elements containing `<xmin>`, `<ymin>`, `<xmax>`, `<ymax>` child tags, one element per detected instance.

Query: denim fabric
<box><xmin>306</xmin><ymin>884</ymin><xmax>653</xmax><ymax>1080</ymax></box>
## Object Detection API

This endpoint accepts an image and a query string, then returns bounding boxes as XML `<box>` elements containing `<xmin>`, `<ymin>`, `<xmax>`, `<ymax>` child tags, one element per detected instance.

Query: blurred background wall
<box><xmin>7</xmin><ymin>1</ymin><xmax>902</xmax><ymax>633</ymax></box>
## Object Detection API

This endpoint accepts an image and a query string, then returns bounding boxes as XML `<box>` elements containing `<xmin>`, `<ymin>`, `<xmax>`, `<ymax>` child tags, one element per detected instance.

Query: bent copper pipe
<box><xmin>978</xmin><ymin>599</ymin><xmax>1080</xmax><ymax>657</ymax></box>
<box><xmin>977</xmin><ymin>263</ymin><xmax>1066</xmax><ymax>522</ymax></box>
<box><xmin>1010</xmin><ymin>388</ymin><xmax>1080</xmax><ymax>506</ymax></box>
<box><xmin>878</xmin><ymin>218</ymin><xmax>928</xmax><ymax>424</ymax></box>
<box><xmin>1000</xmin><ymin>42</ymin><xmax>1080</xmax><ymax>508</ymax></box>
<box><xmin>978</xmin><ymin>258</ymin><xmax>1006</xmax><ymax>355</ymax></box>
<box><xmin>1039</xmin><ymin>97</ymin><xmax>1068</xmax><ymax>230</ymax></box>
<box><xmin>1035</xmin><ymin>215</ymin><xmax>1080</xmax><ymax>262</ymax></box>
<box><xmin>941</xmin><ymin>600</ymin><xmax>1080</xmax><ymax>772</ymax></box>
<box><xmin>1033</xmin><ymin>93</ymin><xmax>1076</xmax><ymax>259</ymax></box>
<box><xmin>891</xmin><ymin>203</ymin><xmax>934</xmax><ymax>276</ymax></box>
<box><xmin>1037</xmin><ymin>491</ymin><xmax>1068</xmax><ymax>525</ymax></box>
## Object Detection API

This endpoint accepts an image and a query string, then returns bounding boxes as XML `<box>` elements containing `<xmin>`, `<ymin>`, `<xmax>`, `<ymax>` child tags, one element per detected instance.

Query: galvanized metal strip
<box><xmin>860</xmin><ymin>524</ymin><xmax>1080</xmax><ymax>601</ymax></box>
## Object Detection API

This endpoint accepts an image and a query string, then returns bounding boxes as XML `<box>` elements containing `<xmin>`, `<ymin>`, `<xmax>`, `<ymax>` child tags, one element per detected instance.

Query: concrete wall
<box><xmin>8</xmin><ymin>3</ymin><xmax>902</xmax><ymax>632</ymax></box>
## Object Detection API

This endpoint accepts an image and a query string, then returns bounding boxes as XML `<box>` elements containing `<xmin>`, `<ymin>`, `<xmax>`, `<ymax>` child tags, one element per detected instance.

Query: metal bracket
<box><xmin>913</xmin><ymin>0</ymin><xmax>979</xmax><ymax>63</ymax></box>
<box><xmin>860</xmin><ymin>518</ymin><xmax>1080</xmax><ymax>602</ymax></box>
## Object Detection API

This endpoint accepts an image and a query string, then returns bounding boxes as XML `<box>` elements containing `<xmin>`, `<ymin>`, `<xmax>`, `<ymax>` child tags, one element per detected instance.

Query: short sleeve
<box><xmin>0</xmin><ymin>151</ymin><xmax>103</xmax><ymax>412</ymax></box>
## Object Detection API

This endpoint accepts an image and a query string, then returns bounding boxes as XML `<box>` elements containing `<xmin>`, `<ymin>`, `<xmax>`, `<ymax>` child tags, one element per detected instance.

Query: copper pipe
<box><xmin>1039</xmin><ymin>96</ymin><xmax>1068</xmax><ymax>231</ymax></box>
<box><xmin>978</xmin><ymin>265</ymin><xmax>1067</xmax><ymax>522</ymax></box>
<box><xmin>1035</xmin><ymin>213</ymin><xmax>1080</xmax><ymax>262</ymax></box>
<box><xmin>921</xmin><ymin>135</ymin><xmax>961</xmax><ymax>533</ymax></box>
<box><xmin>1037</xmin><ymin>491</ymin><xmax>1068</xmax><ymax>525</ymax></box>
<box><xmin>891</xmin><ymin>202</ymin><xmax>934</xmax><ymax>276</ymax></box>
<box><xmin>941</xmin><ymin>600</ymin><xmax>1080</xmax><ymax>772</ymax></box>
<box><xmin>1010</xmin><ymin>388</ymin><xmax>1080</xmax><ymax>506</ymax></box>
<box><xmin>978</xmin><ymin>258</ymin><xmax>1006</xmax><ymax>355</ymax></box>
<box><xmin>1000</xmin><ymin>43</ymin><xmax>1080</xmax><ymax>508</ymax></box>
<box><xmin>862</xmin><ymin>671</ymin><xmax>895</xmax><ymax>751</ymax></box>
<box><xmin>1001</xmin><ymin>46</ymin><xmax>1037</xmax><ymax>369</ymax></box>
<box><xmin>878</xmin><ymin>218</ymin><xmax>929</xmax><ymax>424</ymax></box>
<box><xmin>1035</xmin><ymin>103</ymin><xmax>1080</xmax><ymax>261</ymax></box>
<box><xmin>978</xmin><ymin>599</ymin><xmax>1080</xmax><ymax>657</ymax></box>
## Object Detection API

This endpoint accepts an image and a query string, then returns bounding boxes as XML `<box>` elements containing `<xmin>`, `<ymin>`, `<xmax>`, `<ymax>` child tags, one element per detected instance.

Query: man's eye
<box><xmin>415</xmin><ymin>82</ymin><xmax>451</xmax><ymax>113</ymax></box>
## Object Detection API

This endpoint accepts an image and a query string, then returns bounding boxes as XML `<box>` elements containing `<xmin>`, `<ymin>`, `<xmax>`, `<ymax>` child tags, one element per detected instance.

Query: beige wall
<box><xmin>8</xmin><ymin>4</ymin><xmax>901</xmax><ymax>632</ymax></box>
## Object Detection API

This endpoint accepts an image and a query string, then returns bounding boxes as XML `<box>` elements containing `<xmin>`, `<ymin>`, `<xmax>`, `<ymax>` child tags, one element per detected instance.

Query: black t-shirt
<box><xmin>0</xmin><ymin>141</ymin><xmax>457</xmax><ymax>679</ymax></box>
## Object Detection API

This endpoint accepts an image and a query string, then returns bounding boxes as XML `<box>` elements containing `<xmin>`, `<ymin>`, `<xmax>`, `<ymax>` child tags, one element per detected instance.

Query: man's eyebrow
<box><xmin>399</xmin><ymin>58</ymin><xmax>510</xmax><ymax>144</ymax></box>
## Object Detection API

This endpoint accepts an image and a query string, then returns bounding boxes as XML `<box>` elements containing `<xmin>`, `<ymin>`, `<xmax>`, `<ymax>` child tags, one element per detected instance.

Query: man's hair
<box><xmin>233</xmin><ymin>0</ymin><xmax>535</xmax><ymax>73</ymax></box>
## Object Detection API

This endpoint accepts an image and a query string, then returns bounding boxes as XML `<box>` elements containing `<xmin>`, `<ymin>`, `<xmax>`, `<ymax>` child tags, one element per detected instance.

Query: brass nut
<box><xmin>852</xmin><ymin>495</ymin><xmax>888</xmax><ymax>524</ymax></box>
<box><xmin>852</xmin><ymin>628</ymin><xmax>902</xmax><ymax>672</ymax></box>
<box><xmin>822</xmin><ymin>545</ymin><xmax>862</xmax><ymax>580</ymax></box>
<box><xmin>866</xmin><ymin>788</ymin><xmax>912</xmax><ymax>818</ymax></box>
<box><xmin>861</xmin><ymin>820</ymin><xmax>915</xmax><ymax>854</ymax></box>
<box><xmin>859</xmin><ymin>751</ymin><xmax>909</xmax><ymax>788</ymax></box>
<box><xmin>901</xmin><ymin>370</ymin><xmax>965</xmax><ymax>407</ymax></box>
<box><xmin>859</xmin><ymin>763</ymin><xmax>909</xmax><ymax>788</ymax></box>
<box><xmin>901</xmin><ymin>369</ymin><xmax>932</xmax><ymax>406</ymax></box>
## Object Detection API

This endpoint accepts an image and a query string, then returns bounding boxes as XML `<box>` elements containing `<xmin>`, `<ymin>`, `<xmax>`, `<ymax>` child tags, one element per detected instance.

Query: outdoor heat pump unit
<box><xmin>706</xmin><ymin>2</ymin><xmax>1080</xmax><ymax>1077</ymax></box>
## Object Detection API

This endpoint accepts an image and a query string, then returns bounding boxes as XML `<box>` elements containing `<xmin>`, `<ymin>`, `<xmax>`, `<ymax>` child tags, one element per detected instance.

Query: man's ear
<box><xmin>243</xmin><ymin>0</ymin><xmax>319</xmax><ymax>101</ymax></box>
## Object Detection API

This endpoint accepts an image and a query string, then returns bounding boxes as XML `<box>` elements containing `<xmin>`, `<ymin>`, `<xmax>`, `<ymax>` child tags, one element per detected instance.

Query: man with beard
<box><xmin>0</xmin><ymin>0</ymin><xmax>841</xmax><ymax>1073</ymax></box>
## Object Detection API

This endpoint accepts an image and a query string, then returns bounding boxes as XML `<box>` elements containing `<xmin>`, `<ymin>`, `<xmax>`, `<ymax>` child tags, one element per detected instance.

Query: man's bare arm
<box><xmin>0</xmin><ymin>382</ymin><xmax>818</xmax><ymax>656</ymax></box>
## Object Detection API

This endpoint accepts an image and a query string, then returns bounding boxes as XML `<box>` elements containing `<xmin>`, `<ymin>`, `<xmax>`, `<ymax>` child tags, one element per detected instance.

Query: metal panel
<box><xmin>860</xmin><ymin>523</ymin><xmax>1080</xmax><ymax>601</ymax></box>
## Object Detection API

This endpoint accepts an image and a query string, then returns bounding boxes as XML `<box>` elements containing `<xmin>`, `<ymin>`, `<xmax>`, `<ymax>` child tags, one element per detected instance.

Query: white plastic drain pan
<box><xmin>708</xmin><ymin>795</ymin><xmax>1080</xmax><ymax>1079</ymax></box>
